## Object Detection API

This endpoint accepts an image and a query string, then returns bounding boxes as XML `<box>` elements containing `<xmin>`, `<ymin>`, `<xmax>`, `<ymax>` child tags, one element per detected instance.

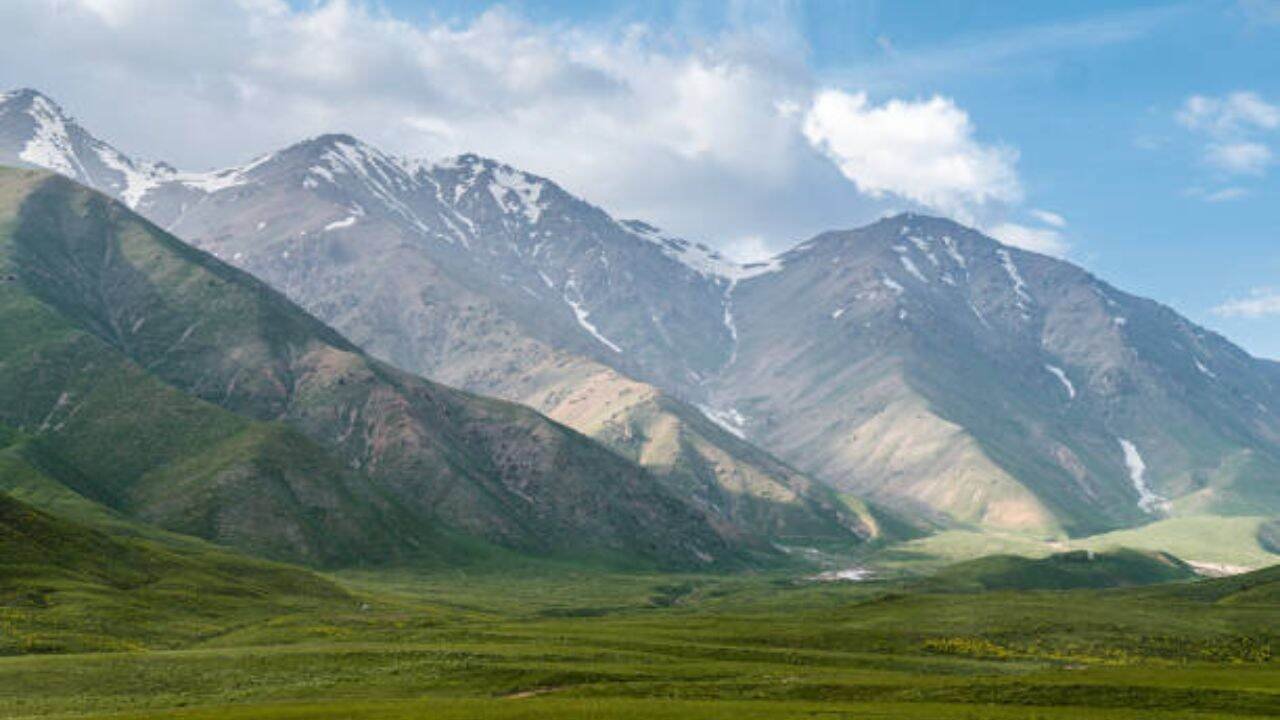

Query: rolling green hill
<box><xmin>923</xmin><ymin>548</ymin><xmax>1197</xmax><ymax>591</ymax></box>
<box><xmin>0</xmin><ymin>489</ymin><xmax>350</xmax><ymax>654</ymax></box>
<box><xmin>1149</xmin><ymin>562</ymin><xmax>1280</xmax><ymax>604</ymax></box>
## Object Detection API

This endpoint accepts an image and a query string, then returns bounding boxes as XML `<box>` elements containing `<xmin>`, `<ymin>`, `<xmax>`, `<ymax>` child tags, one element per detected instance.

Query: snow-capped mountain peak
<box><xmin>2</xmin><ymin>88</ymin><xmax>90</xmax><ymax>182</ymax></box>
<box><xmin>430</xmin><ymin>153</ymin><xmax>552</xmax><ymax>225</ymax></box>
<box><xmin>0</xmin><ymin>88</ymin><xmax>179</xmax><ymax>206</ymax></box>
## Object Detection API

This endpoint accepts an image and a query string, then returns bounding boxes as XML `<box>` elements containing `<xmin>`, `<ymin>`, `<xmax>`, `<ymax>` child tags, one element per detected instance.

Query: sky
<box><xmin>1</xmin><ymin>0</ymin><xmax>1279</xmax><ymax>357</ymax></box>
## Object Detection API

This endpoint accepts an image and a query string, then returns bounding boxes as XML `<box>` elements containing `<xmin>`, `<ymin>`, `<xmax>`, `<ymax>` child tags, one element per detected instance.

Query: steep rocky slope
<box><xmin>716</xmin><ymin>215</ymin><xmax>1280</xmax><ymax>535</ymax></box>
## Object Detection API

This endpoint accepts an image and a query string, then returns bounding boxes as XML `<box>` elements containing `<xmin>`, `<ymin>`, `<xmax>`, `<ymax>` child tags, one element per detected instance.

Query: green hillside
<box><xmin>0</xmin><ymin>489</ymin><xmax>349</xmax><ymax>654</ymax></box>
<box><xmin>1150</xmin><ymin>562</ymin><xmax>1280</xmax><ymax>604</ymax></box>
<box><xmin>0</xmin><ymin>167</ymin><xmax>735</xmax><ymax>569</ymax></box>
<box><xmin>0</xmin><ymin>254</ymin><xmax>421</xmax><ymax>566</ymax></box>
<box><xmin>877</xmin><ymin>515</ymin><xmax>1280</xmax><ymax>574</ymax></box>
<box><xmin>923</xmin><ymin>548</ymin><xmax>1197</xmax><ymax>591</ymax></box>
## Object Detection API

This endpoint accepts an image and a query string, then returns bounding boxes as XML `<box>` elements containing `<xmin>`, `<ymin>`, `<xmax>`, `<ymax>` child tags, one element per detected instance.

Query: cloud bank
<box><xmin>1214</xmin><ymin>288</ymin><xmax>1280</xmax><ymax>319</ymax></box>
<box><xmin>0</xmin><ymin>0</ymin><xmax>1058</xmax><ymax>256</ymax></box>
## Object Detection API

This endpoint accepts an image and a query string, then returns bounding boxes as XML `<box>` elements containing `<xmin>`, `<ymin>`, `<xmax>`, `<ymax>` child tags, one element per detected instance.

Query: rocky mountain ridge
<box><xmin>4</xmin><ymin>88</ymin><xmax>1277</xmax><ymax>540</ymax></box>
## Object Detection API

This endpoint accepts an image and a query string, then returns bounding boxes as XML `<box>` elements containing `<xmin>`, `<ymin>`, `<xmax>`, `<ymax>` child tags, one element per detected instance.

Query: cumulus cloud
<box><xmin>987</xmin><ymin>222</ymin><xmax>1069</xmax><ymax>257</ymax></box>
<box><xmin>1029</xmin><ymin>209</ymin><xmax>1067</xmax><ymax>228</ymax></box>
<box><xmin>802</xmin><ymin>90</ymin><xmax>1022</xmax><ymax>223</ymax></box>
<box><xmin>1213</xmin><ymin>288</ymin><xmax>1280</xmax><ymax>318</ymax></box>
<box><xmin>1177</xmin><ymin>92</ymin><xmax>1280</xmax><ymax>135</ymax></box>
<box><xmin>1177</xmin><ymin>91</ymin><xmax>1279</xmax><ymax>183</ymax></box>
<box><xmin>0</xmin><ymin>0</ymin><xmax>865</xmax><ymax>247</ymax></box>
<box><xmin>1205</xmin><ymin>142</ymin><xmax>1273</xmax><ymax>175</ymax></box>
<box><xmin>0</xmin><ymin>0</ymin><xmax>1046</xmax><ymax>254</ymax></box>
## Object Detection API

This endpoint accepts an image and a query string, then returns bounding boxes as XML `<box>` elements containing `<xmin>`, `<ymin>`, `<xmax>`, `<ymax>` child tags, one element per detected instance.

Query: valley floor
<box><xmin>2</xmin><ymin>567</ymin><xmax>1277</xmax><ymax>720</ymax></box>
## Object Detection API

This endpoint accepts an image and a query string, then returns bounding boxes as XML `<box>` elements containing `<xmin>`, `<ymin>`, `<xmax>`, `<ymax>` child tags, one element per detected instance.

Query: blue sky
<box><xmin>2</xmin><ymin>0</ymin><xmax>1279</xmax><ymax>356</ymax></box>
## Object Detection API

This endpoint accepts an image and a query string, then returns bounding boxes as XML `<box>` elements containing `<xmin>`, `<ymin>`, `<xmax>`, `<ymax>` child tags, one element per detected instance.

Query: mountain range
<box><xmin>0</xmin><ymin>166</ymin><xmax>760</xmax><ymax>568</ymax></box>
<box><xmin>2</xmin><ymin>87</ymin><xmax>1277</xmax><ymax>562</ymax></box>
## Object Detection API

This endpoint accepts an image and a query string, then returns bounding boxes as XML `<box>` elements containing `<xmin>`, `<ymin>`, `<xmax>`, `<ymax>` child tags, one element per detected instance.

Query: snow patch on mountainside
<box><xmin>18</xmin><ymin>94</ymin><xmax>89</xmax><ymax>180</ymax></box>
<box><xmin>93</xmin><ymin>146</ymin><xmax>168</xmax><ymax>207</ymax></box>
<box><xmin>563</xmin><ymin>278</ymin><xmax>622</xmax><ymax>353</ymax></box>
<box><xmin>969</xmin><ymin>300</ymin><xmax>990</xmax><ymax>327</ymax></box>
<box><xmin>906</xmin><ymin>235</ymin><xmax>940</xmax><ymax>266</ymax></box>
<box><xmin>997</xmin><ymin>248</ymin><xmax>1033</xmax><ymax>311</ymax></box>
<box><xmin>621</xmin><ymin>220</ymin><xmax>781</xmax><ymax>281</ymax></box>
<box><xmin>1118</xmin><ymin>438</ymin><xmax>1167</xmax><ymax>513</ymax></box>
<box><xmin>179</xmin><ymin>168</ymin><xmax>249</xmax><ymax>193</ymax></box>
<box><xmin>177</xmin><ymin>151</ymin><xmax>276</xmax><ymax>194</ymax></box>
<box><xmin>1194</xmin><ymin>358</ymin><xmax>1217</xmax><ymax>379</ymax></box>
<box><xmin>721</xmin><ymin>280</ymin><xmax>743</xmax><ymax>368</ymax></box>
<box><xmin>314</xmin><ymin>138</ymin><xmax>439</xmax><ymax>237</ymax></box>
<box><xmin>941</xmin><ymin>235</ymin><xmax>967</xmax><ymax>268</ymax></box>
<box><xmin>1045</xmin><ymin>364</ymin><xmax>1076</xmax><ymax>399</ymax></box>
<box><xmin>489</xmin><ymin>165</ymin><xmax>546</xmax><ymax>224</ymax></box>
<box><xmin>899</xmin><ymin>255</ymin><xmax>928</xmax><ymax>284</ymax></box>
<box><xmin>697</xmin><ymin>405</ymin><xmax>748</xmax><ymax>439</ymax></box>
<box><xmin>324</xmin><ymin>215</ymin><xmax>358</xmax><ymax>231</ymax></box>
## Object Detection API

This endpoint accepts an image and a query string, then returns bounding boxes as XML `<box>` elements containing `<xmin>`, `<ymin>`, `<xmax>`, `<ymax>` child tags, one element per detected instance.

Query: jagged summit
<box><xmin>0</xmin><ymin>87</ymin><xmax>178</xmax><ymax>205</ymax></box>
<box><xmin>0</xmin><ymin>88</ymin><xmax>749</xmax><ymax>282</ymax></box>
<box><xmin>304</xmin><ymin>132</ymin><xmax>363</xmax><ymax>148</ymax></box>
<box><xmin>0</xmin><ymin>87</ymin><xmax>53</xmax><ymax>107</ymax></box>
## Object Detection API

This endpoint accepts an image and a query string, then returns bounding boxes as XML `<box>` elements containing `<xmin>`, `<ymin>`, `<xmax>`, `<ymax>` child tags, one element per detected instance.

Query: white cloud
<box><xmin>719</xmin><ymin>235</ymin><xmax>777</xmax><ymax>264</ymax></box>
<box><xmin>1202</xmin><ymin>186</ymin><xmax>1250</xmax><ymax>202</ymax></box>
<box><xmin>802</xmin><ymin>90</ymin><xmax>1022</xmax><ymax>223</ymax></box>
<box><xmin>1177</xmin><ymin>91</ymin><xmax>1278</xmax><ymax>180</ymax></box>
<box><xmin>1205</xmin><ymin>142</ymin><xmax>1272</xmax><ymax>175</ymax></box>
<box><xmin>1029</xmin><ymin>209</ymin><xmax>1066</xmax><ymax>228</ymax></box>
<box><xmin>0</xmin><ymin>0</ymin><xmax>1045</xmax><ymax>255</ymax></box>
<box><xmin>1185</xmin><ymin>185</ymin><xmax>1252</xmax><ymax>202</ymax></box>
<box><xmin>987</xmin><ymin>222</ymin><xmax>1069</xmax><ymax>257</ymax></box>
<box><xmin>0</xmin><ymin>0</ymin><xmax>858</xmax><ymax>248</ymax></box>
<box><xmin>1177</xmin><ymin>92</ymin><xmax>1280</xmax><ymax>135</ymax></box>
<box><xmin>1213</xmin><ymin>288</ymin><xmax>1280</xmax><ymax>318</ymax></box>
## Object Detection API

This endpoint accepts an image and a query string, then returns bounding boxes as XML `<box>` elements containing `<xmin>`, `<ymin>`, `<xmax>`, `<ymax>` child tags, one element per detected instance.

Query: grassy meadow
<box><xmin>1</xmin><ymin>558</ymin><xmax>1277</xmax><ymax>720</ymax></box>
